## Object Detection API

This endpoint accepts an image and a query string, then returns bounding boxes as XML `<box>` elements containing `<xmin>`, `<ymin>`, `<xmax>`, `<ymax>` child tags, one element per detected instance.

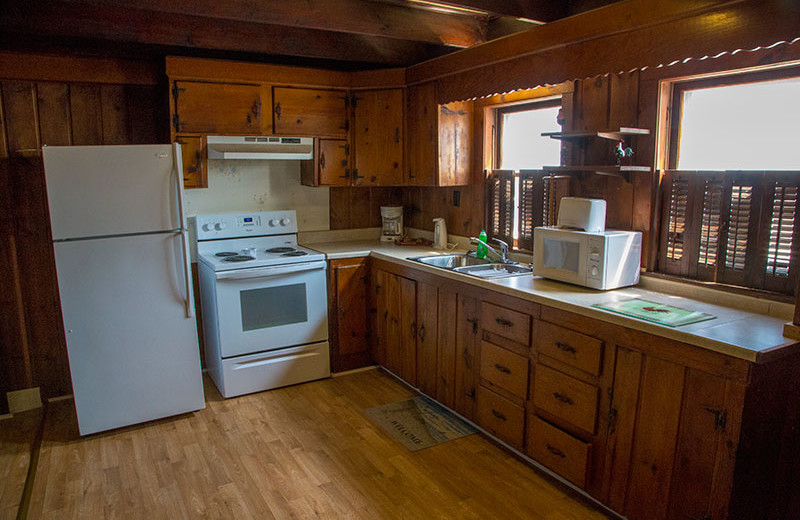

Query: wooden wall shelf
<box><xmin>544</xmin><ymin>165</ymin><xmax>651</xmax><ymax>183</ymax></box>
<box><xmin>542</xmin><ymin>127</ymin><xmax>650</xmax><ymax>141</ymax></box>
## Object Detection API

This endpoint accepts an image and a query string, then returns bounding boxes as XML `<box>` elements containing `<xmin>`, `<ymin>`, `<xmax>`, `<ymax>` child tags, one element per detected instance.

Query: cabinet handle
<box><xmin>553</xmin><ymin>392</ymin><xmax>574</xmax><ymax>405</ymax></box>
<box><xmin>491</xmin><ymin>409</ymin><xmax>507</xmax><ymax>421</ymax></box>
<box><xmin>275</xmin><ymin>102</ymin><xmax>282</xmax><ymax>120</ymax></box>
<box><xmin>320</xmin><ymin>152</ymin><xmax>326</xmax><ymax>170</ymax></box>
<box><xmin>555</xmin><ymin>341</ymin><xmax>577</xmax><ymax>354</ymax></box>
<box><xmin>252</xmin><ymin>100</ymin><xmax>260</xmax><ymax>118</ymax></box>
<box><xmin>493</xmin><ymin>363</ymin><xmax>511</xmax><ymax>374</ymax></box>
<box><xmin>467</xmin><ymin>317</ymin><xmax>478</xmax><ymax>334</ymax></box>
<box><xmin>545</xmin><ymin>444</ymin><xmax>566</xmax><ymax>458</ymax></box>
<box><xmin>495</xmin><ymin>317</ymin><xmax>513</xmax><ymax>328</ymax></box>
<box><xmin>419</xmin><ymin>324</ymin><xmax>426</xmax><ymax>341</ymax></box>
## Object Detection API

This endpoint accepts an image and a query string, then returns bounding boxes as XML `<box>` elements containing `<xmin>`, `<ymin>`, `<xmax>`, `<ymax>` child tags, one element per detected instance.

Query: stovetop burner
<box><xmin>282</xmin><ymin>251</ymin><xmax>308</xmax><ymax>257</ymax></box>
<box><xmin>215</xmin><ymin>251</ymin><xmax>238</xmax><ymax>257</ymax></box>
<box><xmin>266</xmin><ymin>247</ymin><xmax>296</xmax><ymax>253</ymax></box>
<box><xmin>223</xmin><ymin>255</ymin><xmax>256</xmax><ymax>262</ymax></box>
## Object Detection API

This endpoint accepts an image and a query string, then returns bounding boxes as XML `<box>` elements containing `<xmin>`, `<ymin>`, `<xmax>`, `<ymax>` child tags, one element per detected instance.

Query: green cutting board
<box><xmin>593</xmin><ymin>298</ymin><xmax>716</xmax><ymax>327</ymax></box>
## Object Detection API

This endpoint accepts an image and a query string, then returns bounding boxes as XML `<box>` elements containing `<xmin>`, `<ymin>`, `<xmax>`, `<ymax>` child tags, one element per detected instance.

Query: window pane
<box><xmin>500</xmin><ymin>106</ymin><xmax>562</xmax><ymax>170</ymax></box>
<box><xmin>677</xmin><ymin>77</ymin><xmax>800</xmax><ymax>170</ymax></box>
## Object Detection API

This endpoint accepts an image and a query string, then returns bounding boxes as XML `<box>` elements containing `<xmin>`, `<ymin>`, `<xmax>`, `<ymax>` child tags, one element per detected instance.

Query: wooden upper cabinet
<box><xmin>172</xmin><ymin>80</ymin><xmax>262</xmax><ymax>134</ymax></box>
<box><xmin>405</xmin><ymin>82</ymin><xmax>473</xmax><ymax>186</ymax></box>
<box><xmin>352</xmin><ymin>88</ymin><xmax>403</xmax><ymax>186</ymax></box>
<box><xmin>177</xmin><ymin>135</ymin><xmax>205</xmax><ymax>189</ymax></box>
<box><xmin>273</xmin><ymin>87</ymin><xmax>348</xmax><ymax>137</ymax></box>
<box><xmin>301</xmin><ymin>138</ymin><xmax>349</xmax><ymax>187</ymax></box>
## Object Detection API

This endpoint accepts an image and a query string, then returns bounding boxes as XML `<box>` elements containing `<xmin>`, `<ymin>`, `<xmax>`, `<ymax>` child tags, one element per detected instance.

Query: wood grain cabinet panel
<box><xmin>329</xmin><ymin>258</ymin><xmax>370</xmax><ymax>373</ymax></box>
<box><xmin>535</xmin><ymin>320</ymin><xmax>604</xmax><ymax>376</ymax></box>
<box><xmin>454</xmin><ymin>294</ymin><xmax>480</xmax><ymax>420</ymax></box>
<box><xmin>301</xmin><ymin>138</ymin><xmax>349</xmax><ymax>186</ymax></box>
<box><xmin>481</xmin><ymin>301</ymin><xmax>531</xmax><ymax>346</ymax></box>
<box><xmin>416</xmin><ymin>281</ymin><xmax>439</xmax><ymax>397</ymax></box>
<box><xmin>476</xmin><ymin>385</ymin><xmax>525</xmax><ymax>449</ymax></box>
<box><xmin>533</xmin><ymin>364</ymin><xmax>598</xmax><ymax>434</ymax></box>
<box><xmin>479</xmin><ymin>341</ymin><xmax>529</xmax><ymax>399</ymax></box>
<box><xmin>352</xmin><ymin>89</ymin><xmax>403</xmax><ymax>186</ymax></box>
<box><xmin>273</xmin><ymin>87</ymin><xmax>347</xmax><ymax>137</ymax></box>
<box><xmin>527</xmin><ymin>416</ymin><xmax>591</xmax><ymax>489</ymax></box>
<box><xmin>173</xmin><ymin>80</ymin><xmax>261</xmax><ymax>134</ymax></box>
<box><xmin>176</xmin><ymin>136</ymin><xmax>204</xmax><ymax>189</ymax></box>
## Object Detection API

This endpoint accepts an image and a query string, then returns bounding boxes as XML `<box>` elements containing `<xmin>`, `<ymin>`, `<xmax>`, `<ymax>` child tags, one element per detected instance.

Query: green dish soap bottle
<box><xmin>476</xmin><ymin>229</ymin><xmax>488</xmax><ymax>258</ymax></box>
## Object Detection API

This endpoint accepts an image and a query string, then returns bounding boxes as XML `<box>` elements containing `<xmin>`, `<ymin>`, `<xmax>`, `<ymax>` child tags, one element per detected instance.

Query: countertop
<box><xmin>302</xmin><ymin>237</ymin><xmax>798</xmax><ymax>364</ymax></box>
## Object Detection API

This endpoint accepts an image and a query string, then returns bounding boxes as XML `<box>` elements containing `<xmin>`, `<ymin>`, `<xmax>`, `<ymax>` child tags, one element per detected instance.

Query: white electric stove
<box><xmin>194</xmin><ymin>210</ymin><xmax>330</xmax><ymax>398</ymax></box>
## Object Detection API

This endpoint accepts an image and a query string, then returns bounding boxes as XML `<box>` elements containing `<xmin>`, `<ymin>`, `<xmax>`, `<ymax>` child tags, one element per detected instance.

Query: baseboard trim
<box><xmin>7</xmin><ymin>387</ymin><xmax>42</xmax><ymax>414</ymax></box>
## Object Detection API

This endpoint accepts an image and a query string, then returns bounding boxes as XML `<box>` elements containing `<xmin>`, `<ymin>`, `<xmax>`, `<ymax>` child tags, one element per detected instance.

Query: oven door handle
<box><xmin>215</xmin><ymin>261</ymin><xmax>327</xmax><ymax>280</ymax></box>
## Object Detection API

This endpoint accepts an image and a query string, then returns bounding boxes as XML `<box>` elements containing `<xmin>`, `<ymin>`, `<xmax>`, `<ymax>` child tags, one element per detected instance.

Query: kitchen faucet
<box><xmin>469</xmin><ymin>236</ymin><xmax>510</xmax><ymax>263</ymax></box>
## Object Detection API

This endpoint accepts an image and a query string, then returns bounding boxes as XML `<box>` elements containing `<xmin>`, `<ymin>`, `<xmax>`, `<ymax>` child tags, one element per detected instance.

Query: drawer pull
<box><xmin>553</xmin><ymin>392</ymin><xmax>574</xmax><ymax>405</ymax></box>
<box><xmin>491</xmin><ymin>409</ymin><xmax>507</xmax><ymax>421</ymax></box>
<box><xmin>493</xmin><ymin>363</ymin><xmax>511</xmax><ymax>374</ymax></box>
<box><xmin>545</xmin><ymin>444</ymin><xmax>566</xmax><ymax>458</ymax></box>
<box><xmin>555</xmin><ymin>341</ymin><xmax>577</xmax><ymax>354</ymax></box>
<box><xmin>495</xmin><ymin>317</ymin><xmax>513</xmax><ymax>327</ymax></box>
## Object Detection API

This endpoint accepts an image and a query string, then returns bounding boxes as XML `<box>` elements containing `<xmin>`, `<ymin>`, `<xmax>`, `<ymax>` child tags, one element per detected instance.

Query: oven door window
<box><xmin>240</xmin><ymin>283</ymin><xmax>308</xmax><ymax>331</ymax></box>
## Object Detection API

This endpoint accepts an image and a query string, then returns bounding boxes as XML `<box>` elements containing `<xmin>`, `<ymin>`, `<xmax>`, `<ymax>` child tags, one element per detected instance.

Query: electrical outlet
<box><xmin>453</xmin><ymin>190</ymin><xmax>460</xmax><ymax>207</ymax></box>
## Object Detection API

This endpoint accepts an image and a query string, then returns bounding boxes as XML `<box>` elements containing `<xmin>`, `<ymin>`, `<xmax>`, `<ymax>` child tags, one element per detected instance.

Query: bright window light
<box><xmin>677</xmin><ymin>77</ymin><xmax>800</xmax><ymax>170</ymax></box>
<box><xmin>500</xmin><ymin>106</ymin><xmax>562</xmax><ymax>170</ymax></box>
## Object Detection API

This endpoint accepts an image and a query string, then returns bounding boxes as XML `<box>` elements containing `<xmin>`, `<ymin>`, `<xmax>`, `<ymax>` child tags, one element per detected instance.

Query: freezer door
<box><xmin>43</xmin><ymin>144</ymin><xmax>184</xmax><ymax>240</ymax></box>
<box><xmin>53</xmin><ymin>232</ymin><xmax>204</xmax><ymax>435</ymax></box>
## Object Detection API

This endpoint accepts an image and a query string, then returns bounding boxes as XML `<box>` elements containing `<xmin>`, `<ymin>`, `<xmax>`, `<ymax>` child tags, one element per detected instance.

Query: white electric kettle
<box><xmin>433</xmin><ymin>218</ymin><xmax>447</xmax><ymax>249</ymax></box>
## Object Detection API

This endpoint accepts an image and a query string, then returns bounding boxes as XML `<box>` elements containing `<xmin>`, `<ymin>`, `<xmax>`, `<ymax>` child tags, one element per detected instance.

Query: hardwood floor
<box><xmin>26</xmin><ymin>370</ymin><xmax>614</xmax><ymax>519</ymax></box>
<box><xmin>0</xmin><ymin>408</ymin><xmax>42</xmax><ymax>520</ymax></box>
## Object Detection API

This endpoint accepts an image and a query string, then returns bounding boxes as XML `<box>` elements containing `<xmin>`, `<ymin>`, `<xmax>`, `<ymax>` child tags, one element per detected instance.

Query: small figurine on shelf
<box><xmin>615</xmin><ymin>139</ymin><xmax>635</xmax><ymax>165</ymax></box>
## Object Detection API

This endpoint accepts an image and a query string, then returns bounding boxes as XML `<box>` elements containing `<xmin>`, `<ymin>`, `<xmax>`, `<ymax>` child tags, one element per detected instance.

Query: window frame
<box><xmin>494</xmin><ymin>98</ymin><xmax>562</xmax><ymax>170</ymax></box>
<box><xmin>657</xmin><ymin>66</ymin><xmax>800</xmax><ymax>296</ymax></box>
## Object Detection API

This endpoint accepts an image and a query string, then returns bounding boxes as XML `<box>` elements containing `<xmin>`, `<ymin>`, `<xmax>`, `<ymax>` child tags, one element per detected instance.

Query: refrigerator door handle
<box><xmin>173</xmin><ymin>143</ymin><xmax>194</xmax><ymax>319</ymax></box>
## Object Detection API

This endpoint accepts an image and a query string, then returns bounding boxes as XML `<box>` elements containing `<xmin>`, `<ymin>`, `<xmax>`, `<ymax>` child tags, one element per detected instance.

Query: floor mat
<box><xmin>364</xmin><ymin>395</ymin><xmax>477</xmax><ymax>451</ymax></box>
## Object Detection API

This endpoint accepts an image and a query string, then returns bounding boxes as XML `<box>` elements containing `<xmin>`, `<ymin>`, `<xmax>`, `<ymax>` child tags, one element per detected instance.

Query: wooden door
<box><xmin>318</xmin><ymin>139</ymin><xmax>349</xmax><ymax>185</ymax></box>
<box><xmin>352</xmin><ymin>89</ymin><xmax>403</xmax><ymax>186</ymax></box>
<box><xmin>177</xmin><ymin>136</ymin><xmax>204</xmax><ymax>189</ymax></box>
<box><xmin>454</xmin><ymin>294</ymin><xmax>480</xmax><ymax>420</ymax></box>
<box><xmin>273</xmin><ymin>87</ymin><xmax>347</xmax><ymax>137</ymax></box>
<box><xmin>399</xmin><ymin>276</ymin><xmax>418</xmax><ymax>385</ymax></box>
<box><xmin>173</xmin><ymin>81</ymin><xmax>261</xmax><ymax>134</ymax></box>
<box><xmin>329</xmin><ymin>258</ymin><xmax>370</xmax><ymax>373</ymax></box>
<box><xmin>405</xmin><ymin>83</ymin><xmax>437</xmax><ymax>186</ymax></box>
<box><xmin>438</xmin><ymin>100</ymin><xmax>473</xmax><ymax>186</ymax></box>
<box><xmin>371</xmin><ymin>269</ymin><xmax>389</xmax><ymax>367</ymax></box>
<box><xmin>435</xmin><ymin>289</ymin><xmax>458</xmax><ymax>408</ymax></box>
<box><xmin>416</xmin><ymin>281</ymin><xmax>439</xmax><ymax>397</ymax></box>
<box><xmin>385</xmin><ymin>272</ymin><xmax>402</xmax><ymax>375</ymax></box>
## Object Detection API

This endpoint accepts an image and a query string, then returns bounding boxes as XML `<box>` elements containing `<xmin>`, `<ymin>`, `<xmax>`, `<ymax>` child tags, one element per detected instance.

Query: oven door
<box><xmin>214</xmin><ymin>260</ymin><xmax>328</xmax><ymax>358</ymax></box>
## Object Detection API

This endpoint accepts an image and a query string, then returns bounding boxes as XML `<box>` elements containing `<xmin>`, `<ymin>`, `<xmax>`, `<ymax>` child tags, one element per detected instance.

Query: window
<box><xmin>487</xmin><ymin>99</ymin><xmax>568</xmax><ymax>251</ymax></box>
<box><xmin>659</xmin><ymin>69</ymin><xmax>800</xmax><ymax>295</ymax></box>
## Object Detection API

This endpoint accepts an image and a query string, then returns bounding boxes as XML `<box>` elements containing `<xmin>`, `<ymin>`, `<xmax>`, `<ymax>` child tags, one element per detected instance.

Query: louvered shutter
<box><xmin>762</xmin><ymin>178</ymin><xmax>800</xmax><ymax>293</ymax></box>
<box><xmin>696</xmin><ymin>175</ymin><xmax>724</xmax><ymax>281</ymax></box>
<box><xmin>517</xmin><ymin>173</ymin><xmax>539</xmax><ymax>251</ymax></box>
<box><xmin>486</xmin><ymin>170</ymin><xmax>515</xmax><ymax>247</ymax></box>
<box><xmin>660</xmin><ymin>172</ymin><xmax>692</xmax><ymax>276</ymax></box>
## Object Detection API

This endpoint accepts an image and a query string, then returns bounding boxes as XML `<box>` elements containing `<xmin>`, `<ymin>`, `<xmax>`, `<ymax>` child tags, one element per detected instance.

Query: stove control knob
<box><xmin>280</xmin><ymin>218</ymin><xmax>290</xmax><ymax>226</ymax></box>
<box><xmin>268</xmin><ymin>219</ymin><xmax>278</xmax><ymax>227</ymax></box>
<box><xmin>214</xmin><ymin>222</ymin><xmax>227</xmax><ymax>231</ymax></box>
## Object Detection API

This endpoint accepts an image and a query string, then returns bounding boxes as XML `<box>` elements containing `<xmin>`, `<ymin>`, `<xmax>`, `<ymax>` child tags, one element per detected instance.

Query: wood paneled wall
<box><xmin>0</xmin><ymin>56</ymin><xmax>164</xmax><ymax>412</ymax></box>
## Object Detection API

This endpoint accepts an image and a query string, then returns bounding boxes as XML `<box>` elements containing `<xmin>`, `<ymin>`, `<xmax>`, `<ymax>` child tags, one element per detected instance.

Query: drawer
<box><xmin>479</xmin><ymin>341</ymin><xmax>529</xmax><ymax>399</ymax></box>
<box><xmin>533</xmin><ymin>364</ymin><xmax>598</xmax><ymax>434</ymax></box>
<box><xmin>476</xmin><ymin>386</ymin><xmax>525</xmax><ymax>448</ymax></box>
<box><xmin>535</xmin><ymin>321</ymin><xmax>603</xmax><ymax>376</ymax></box>
<box><xmin>481</xmin><ymin>301</ymin><xmax>531</xmax><ymax>346</ymax></box>
<box><xmin>526</xmin><ymin>416</ymin><xmax>591</xmax><ymax>489</ymax></box>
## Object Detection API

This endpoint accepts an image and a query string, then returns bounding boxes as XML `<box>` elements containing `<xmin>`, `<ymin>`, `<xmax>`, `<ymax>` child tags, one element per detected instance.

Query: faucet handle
<box><xmin>491</xmin><ymin>238</ymin><xmax>509</xmax><ymax>251</ymax></box>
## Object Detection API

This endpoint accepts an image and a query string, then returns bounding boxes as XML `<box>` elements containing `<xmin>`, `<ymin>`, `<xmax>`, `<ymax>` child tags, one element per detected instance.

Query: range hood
<box><xmin>206</xmin><ymin>136</ymin><xmax>313</xmax><ymax>160</ymax></box>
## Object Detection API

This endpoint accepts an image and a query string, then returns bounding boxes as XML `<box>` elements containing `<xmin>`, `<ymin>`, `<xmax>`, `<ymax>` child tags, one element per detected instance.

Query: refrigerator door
<box><xmin>53</xmin><ymin>232</ymin><xmax>204</xmax><ymax>435</ymax></box>
<box><xmin>43</xmin><ymin>144</ymin><xmax>184</xmax><ymax>240</ymax></box>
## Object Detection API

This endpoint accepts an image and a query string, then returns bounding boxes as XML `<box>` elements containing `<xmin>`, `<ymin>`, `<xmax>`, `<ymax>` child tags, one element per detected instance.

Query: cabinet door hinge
<box><xmin>704</xmin><ymin>406</ymin><xmax>727</xmax><ymax>432</ymax></box>
<box><xmin>353</xmin><ymin>168</ymin><xmax>362</xmax><ymax>180</ymax></box>
<box><xmin>172</xmin><ymin>113</ymin><xmax>183</xmax><ymax>132</ymax></box>
<box><xmin>171</xmin><ymin>82</ymin><xmax>186</xmax><ymax>102</ymax></box>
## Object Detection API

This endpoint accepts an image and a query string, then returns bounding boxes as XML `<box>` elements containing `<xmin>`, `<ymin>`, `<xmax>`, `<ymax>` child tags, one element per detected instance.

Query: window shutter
<box><xmin>723</xmin><ymin>182</ymin><xmax>753</xmax><ymax>272</ymax></box>
<box><xmin>517</xmin><ymin>173</ymin><xmax>539</xmax><ymax>251</ymax></box>
<box><xmin>659</xmin><ymin>172</ymin><xmax>692</xmax><ymax>276</ymax></box>
<box><xmin>766</xmin><ymin>182</ymin><xmax>797</xmax><ymax>277</ymax></box>
<box><xmin>486</xmin><ymin>170</ymin><xmax>515</xmax><ymax>247</ymax></box>
<box><xmin>698</xmin><ymin>178</ymin><xmax>723</xmax><ymax>269</ymax></box>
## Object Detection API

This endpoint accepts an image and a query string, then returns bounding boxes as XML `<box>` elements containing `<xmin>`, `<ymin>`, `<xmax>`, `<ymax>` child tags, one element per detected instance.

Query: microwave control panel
<box><xmin>585</xmin><ymin>236</ymin><xmax>605</xmax><ymax>281</ymax></box>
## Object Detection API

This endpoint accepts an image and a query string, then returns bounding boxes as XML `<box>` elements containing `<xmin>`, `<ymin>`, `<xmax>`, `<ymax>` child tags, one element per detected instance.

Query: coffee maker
<box><xmin>380</xmin><ymin>206</ymin><xmax>404</xmax><ymax>242</ymax></box>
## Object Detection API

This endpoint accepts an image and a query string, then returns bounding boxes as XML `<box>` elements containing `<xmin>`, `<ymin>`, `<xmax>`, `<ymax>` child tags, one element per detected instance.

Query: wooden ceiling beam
<box><xmin>428</xmin><ymin>0</ymin><xmax>568</xmax><ymax>22</ymax></box>
<box><xmin>1</xmin><ymin>1</ymin><xmax>452</xmax><ymax>66</ymax></box>
<box><xmin>55</xmin><ymin>0</ymin><xmax>487</xmax><ymax>48</ymax></box>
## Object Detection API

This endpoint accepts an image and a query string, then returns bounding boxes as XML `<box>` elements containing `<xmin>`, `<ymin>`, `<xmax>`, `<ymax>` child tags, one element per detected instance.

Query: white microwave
<box><xmin>532</xmin><ymin>226</ymin><xmax>642</xmax><ymax>290</ymax></box>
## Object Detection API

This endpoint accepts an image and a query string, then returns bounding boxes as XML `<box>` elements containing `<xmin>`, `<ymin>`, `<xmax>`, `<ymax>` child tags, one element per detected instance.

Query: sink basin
<box><xmin>452</xmin><ymin>263</ymin><xmax>533</xmax><ymax>279</ymax></box>
<box><xmin>409</xmin><ymin>254</ymin><xmax>494</xmax><ymax>269</ymax></box>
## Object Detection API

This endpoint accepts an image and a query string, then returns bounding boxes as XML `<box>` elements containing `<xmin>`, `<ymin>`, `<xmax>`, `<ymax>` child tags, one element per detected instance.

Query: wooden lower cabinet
<box><xmin>328</xmin><ymin>258</ymin><xmax>370</xmax><ymax>372</ymax></box>
<box><xmin>369</xmin><ymin>260</ymin><xmax>800</xmax><ymax>520</ymax></box>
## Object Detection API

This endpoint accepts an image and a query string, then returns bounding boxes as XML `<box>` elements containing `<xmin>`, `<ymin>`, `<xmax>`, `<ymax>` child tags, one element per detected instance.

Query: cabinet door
<box><xmin>405</xmin><ymin>83</ymin><xmax>437</xmax><ymax>186</ymax></box>
<box><xmin>301</xmin><ymin>138</ymin><xmax>349</xmax><ymax>187</ymax></box>
<box><xmin>371</xmin><ymin>269</ymin><xmax>389</xmax><ymax>367</ymax></box>
<box><xmin>454</xmin><ymin>294</ymin><xmax>480</xmax><ymax>420</ymax></box>
<box><xmin>353</xmin><ymin>89</ymin><xmax>403</xmax><ymax>186</ymax></box>
<box><xmin>416</xmin><ymin>281</ymin><xmax>439</xmax><ymax>397</ymax></box>
<box><xmin>435</xmin><ymin>289</ymin><xmax>457</xmax><ymax>408</ymax></box>
<box><xmin>438</xmin><ymin>100</ymin><xmax>473</xmax><ymax>186</ymax></box>
<box><xmin>273</xmin><ymin>87</ymin><xmax>347</xmax><ymax>137</ymax></box>
<box><xmin>173</xmin><ymin>81</ymin><xmax>261</xmax><ymax>134</ymax></box>
<box><xmin>329</xmin><ymin>258</ymin><xmax>369</xmax><ymax>373</ymax></box>
<box><xmin>177</xmin><ymin>135</ymin><xmax>204</xmax><ymax>189</ymax></box>
<box><xmin>398</xmin><ymin>275</ymin><xmax>418</xmax><ymax>385</ymax></box>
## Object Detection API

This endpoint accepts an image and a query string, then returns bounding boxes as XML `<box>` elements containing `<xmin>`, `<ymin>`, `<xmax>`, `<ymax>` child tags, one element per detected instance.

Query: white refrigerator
<box><xmin>42</xmin><ymin>144</ymin><xmax>205</xmax><ymax>435</ymax></box>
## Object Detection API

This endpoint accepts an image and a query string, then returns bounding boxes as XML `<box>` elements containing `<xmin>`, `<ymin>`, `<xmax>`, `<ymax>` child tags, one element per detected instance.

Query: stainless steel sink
<box><xmin>453</xmin><ymin>263</ymin><xmax>533</xmax><ymax>278</ymax></box>
<box><xmin>409</xmin><ymin>254</ymin><xmax>531</xmax><ymax>278</ymax></box>
<box><xmin>409</xmin><ymin>254</ymin><xmax>493</xmax><ymax>268</ymax></box>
